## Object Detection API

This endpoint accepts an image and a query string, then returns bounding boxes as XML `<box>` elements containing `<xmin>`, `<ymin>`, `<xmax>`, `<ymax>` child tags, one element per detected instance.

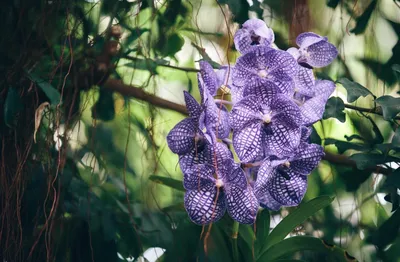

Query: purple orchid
<box><xmin>232</xmin><ymin>46</ymin><xmax>298</xmax><ymax>96</ymax></box>
<box><xmin>234</xmin><ymin>18</ymin><xmax>274</xmax><ymax>54</ymax></box>
<box><xmin>288</xmin><ymin>32</ymin><xmax>338</xmax><ymax>68</ymax></box>
<box><xmin>295</xmin><ymin>80</ymin><xmax>336</xmax><ymax>125</ymax></box>
<box><xmin>254</xmin><ymin>142</ymin><xmax>324</xmax><ymax>210</ymax></box>
<box><xmin>230</xmin><ymin>84</ymin><xmax>303</xmax><ymax>162</ymax></box>
<box><xmin>165</xmin><ymin>18</ymin><xmax>339</xmax><ymax>224</ymax></box>
<box><xmin>184</xmin><ymin>158</ymin><xmax>259</xmax><ymax>225</ymax></box>
<box><xmin>199</xmin><ymin>61</ymin><xmax>233</xmax><ymax>97</ymax></box>
<box><xmin>198</xmin><ymin>70</ymin><xmax>231</xmax><ymax>140</ymax></box>
<box><xmin>166</xmin><ymin>91</ymin><xmax>207</xmax><ymax>155</ymax></box>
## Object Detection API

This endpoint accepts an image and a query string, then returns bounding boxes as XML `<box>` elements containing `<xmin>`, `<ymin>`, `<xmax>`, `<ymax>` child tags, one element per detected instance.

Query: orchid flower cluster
<box><xmin>167</xmin><ymin>19</ymin><xmax>338</xmax><ymax>225</ymax></box>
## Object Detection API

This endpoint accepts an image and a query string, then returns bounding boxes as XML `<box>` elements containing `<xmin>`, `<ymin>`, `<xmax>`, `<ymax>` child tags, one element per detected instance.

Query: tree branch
<box><xmin>104</xmin><ymin>78</ymin><xmax>393</xmax><ymax>175</ymax></box>
<box><xmin>344</xmin><ymin>103</ymin><xmax>400</xmax><ymax>120</ymax></box>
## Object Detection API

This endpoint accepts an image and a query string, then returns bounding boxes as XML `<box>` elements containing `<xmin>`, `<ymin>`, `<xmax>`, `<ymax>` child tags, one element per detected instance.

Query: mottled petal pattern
<box><xmin>271</xmin><ymin>94</ymin><xmax>303</xmax><ymax>128</ymax></box>
<box><xmin>264</xmin><ymin>123</ymin><xmax>301</xmax><ymax>158</ymax></box>
<box><xmin>233</xmin><ymin>121</ymin><xmax>263</xmax><ymax>162</ymax></box>
<box><xmin>200</xmin><ymin>61</ymin><xmax>219</xmax><ymax>96</ymax></box>
<box><xmin>268</xmin><ymin>171</ymin><xmax>308</xmax><ymax>206</ymax></box>
<box><xmin>305</xmin><ymin>41</ymin><xmax>338</xmax><ymax>68</ymax></box>
<box><xmin>230</xmin><ymin>95</ymin><xmax>262</xmax><ymax>130</ymax></box>
<box><xmin>290</xmin><ymin>143</ymin><xmax>324</xmax><ymax>175</ymax></box>
<box><xmin>226</xmin><ymin>185</ymin><xmax>259</xmax><ymax>224</ymax></box>
<box><xmin>167</xmin><ymin>118</ymin><xmax>198</xmax><ymax>155</ymax></box>
<box><xmin>183</xmin><ymin>164</ymin><xmax>215</xmax><ymax>190</ymax></box>
<box><xmin>184</xmin><ymin>91</ymin><xmax>202</xmax><ymax>119</ymax></box>
<box><xmin>184</xmin><ymin>184</ymin><xmax>226</xmax><ymax>225</ymax></box>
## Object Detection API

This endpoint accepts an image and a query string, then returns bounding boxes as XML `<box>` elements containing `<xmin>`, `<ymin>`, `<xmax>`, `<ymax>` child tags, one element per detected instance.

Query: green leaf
<box><xmin>325</xmin><ymin>138</ymin><xmax>369</xmax><ymax>154</ymax></box>
<box><xmin>255</xmin><ymin>209</ymin><xmax>270</xmax><ymax>256</ymax></box>
<box><xmin>26</xmin><ymin>72</ymin><xmax>61</xmax><ymax>105</ymax></box>
<box><xmin>337</xmin><ymin>78</ymin><xmax>374</xmax><ymax>103</ymax></box>
<box><xmin>149</xmin><ymin>175</ymin><xmax>184</xmax><ymax>192</ymax></box>
<box><xmin>367</xmin><ymin>208</ymin><xmax>400</xmax><ymax>249</ymax></box>
<box><xmin>337</xmin><ymin>168</ymin><xmax>372</xmax><ymax>192</ymax></box>
<box><xmin>392</xmin><ymin>128</ymin><xmax>400</xmax><ymax>148</ymax></box>
<box><xmin>92</xmin><ymin>89</ymin><xmax>115</xmax><ymax>121</ymax></box>
<box><xmin>385</xmin><ymin>169</ymin><xmax>400</xmax><ymax>189</ymax></box>
<box><xmin>123</xmin><ymin>27</ymin><xmax>149</xmax><ymax>47</ymax></box>
<box><xmin>27</xmin><ymin>74</ymin><xmax>57</xmax><ymax>100</ymax></box>
<box><xmin>323</xmin><ymin>97</ymin><xmax>346</xmax><ymax>123</ymax></box>
<box><xmin>349</xmin><ymin>153</ymin><xmax>400</xmax><ymax>170</ymax></box>
<box><xmin>259</xmin><ymin>196</ymin><xmax>334</xmax><ymax>256</ymax></box>
<box><xmin>257</xmin><ymin>236</ymin><xmax>351</xmax><ymax>262</ymax></box>
<box><xmin>327</xmin><ymin>0</ymin><xmax>340</xmax><ymax>8</ymax></box>
<box><xmin>238</xmin><ymin>224</ymin><xmax>255</xmax><ymax>252</ymax></box>
<box><xmin>4</xmin><ymin>87</ymin><xmax>23</xmax><ymax>128</ymax></box>
<box><xmin>349</xmin><ymin>0</ymin><xmax>377</xmax><ymax>35</ymax></box>
<box><xmin>160</xmin><ymin>33</ymin><xmax>185</xmax><ymax>57</ymax></box>
<box><xmin>375</xmin><ymin>96</ymin><xmax>400</xmax><ymax>120</ymax></box>
<box><xmin>392</xmin><ymin>64</ymin><xmax>400</xmax><ymax>75</ymax></box>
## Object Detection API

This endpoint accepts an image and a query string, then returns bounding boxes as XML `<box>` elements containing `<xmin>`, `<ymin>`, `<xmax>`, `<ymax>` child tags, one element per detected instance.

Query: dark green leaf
<box><xmin>392</xmin><ymin>128</ymin><xmax>400</xmax><ymax>148</ymax></box>
<box><xmin>219</xmin><ymin>0</ymin><xmax>251</xmax><ymax>24</ymax></box>
<box><xmin>367</xmin><ymin>208</ymin><xmax>400</xmax><ymax>249</ymax></box>
<box><xmin>255</xmin><ymin>209</ymin><xmax>270</xmax><ymax>256</ymax></box>
<box><xmin>349</xmin><ymin>153</ymin><xmax>400</xmax><ymax>170</ymax></box>
<box><xmin>361</xmin><ymin>58</ymin><xmax>398</xmax><ymax>86</ymax></box>
<box><xmin>337</xmin><ymin>168</ymin><xmax>372</xmax><ymax>192</ymax></box>
<box><xmin>258</xmin><ymin>236</ymin><xmax>350</xmax><ymax>262</ymax></box>
<box><xmin>375</xmin><ymin>96</ymin><xmax>400</xmax><ymax>120</ymax></box>
<box><xmin>349</xmin><ymin>0</ymin><xmax>377</xmax><ymax>35</ymax></box>
<box><xmin>260</xmin><ymin>196</ymin><xmax>334</xmax><ymax>256</ymax></box>
<box><xmin>385</xmin><ymin>169</ymin><xmax>400</xmax><ymax>189</ymax></box>
<box><xmin>337</xmin><ymin>78</ymin><xmax>374</xmax><ymax>103</ymax></box>
<box><xmin>160</xmin><ymin>33</ymin><xmax>185</xmax><ymax>57</ymax></box>
<box><xmin>238</xmin><ymin>224</ymin><xmax>255</xmax><ymax>252</ymax></box>
<box><xmin>393</xmin><ymin>64</ymin><xmax>400</xmax><ymax>75</ymax></box>
<box><xmin>325</xmin><ymin>138</ymin><xmax>369</xmax><ymax>154</ymax></box>
<box><xmin>149</xmin><ymin>175</ymin><xmax>184</xmax><ymax>192</ymax></box>
<box><xmin>4</xmin><ymin>87</ymin><xmax>23</xmax><ymax>128</ymax></box>
<box><xmin>122</xmin><ymin>27</ymin><xmax>149</xmax><ymax>47</ymax></box>
<box><xmin>327</xmin><ymin>0</ymin><xmax>340</xmax><ymax>8</ymax></box>
<box><xmin>323</xmin><ymin>97</ymin><xmax>346</xmax><ymax>122</ymax></box>
<box><xmin>27</xmin><ymin>72</ymin><xmax>61</xmax><ymax>105</ymax></box>
<box><xmin>92</xmin><ymin>89</ymin><xmax>115</xmax><ymax>121</ymax></box>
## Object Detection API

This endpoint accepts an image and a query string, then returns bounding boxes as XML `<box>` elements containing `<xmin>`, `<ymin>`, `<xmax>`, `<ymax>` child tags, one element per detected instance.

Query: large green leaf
<box><xmin>257</xmin><ymin>236</ymin><xmax>352</xmax><ymax>262</ymax></box>
<box><xmin>375</xmin><ymin>96</ymin><xmax>400</xmax><ymax>120</ymax></box>
<box><xmin>323</xmin><ymin>97</ymin><xmax>346</xmax><ymax>123</ymax></box>
<box><xmin>259</xmin><ymin>196</ymin><xmax>334</xmax><ymax>256</ymax></box>
<box><xmin>255</xmin><ymin>209</ymin><xmax>270</xmax><ymax>256</ymax></box>
<box><xmin>324</xmin><ymin>138</ymin><xmax>369</xmax><ymax>154</ymax></box>
<box><xmin>350</xmin><ymin>153</ymin><xmax>400</xmax><ymax>170</ymax></box>
<box><xmin>26</xmin><ymin>72</ymin><xmax>61</xmax><ymax>105</ymax></box>
<box><xmin>367</xmin><ymin>208</ymin><xmax>400</xmax><ymax>249</ymax></box>
<box><xmin>149</xmin><ymin>175</ymin><xmax>185</xmax><ymax>192</ymax></box>
<box><xmin>338</xmin><ymin>78</ymin><xmax>374</xmax><ymax>103</ymax></box>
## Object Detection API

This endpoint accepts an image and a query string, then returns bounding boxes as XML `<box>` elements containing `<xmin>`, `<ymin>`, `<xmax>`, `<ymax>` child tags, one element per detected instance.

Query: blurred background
<box><xmin>0</xmin><ymin>0</ymin><xmax>399</xmax><ymax>261</ymax></box>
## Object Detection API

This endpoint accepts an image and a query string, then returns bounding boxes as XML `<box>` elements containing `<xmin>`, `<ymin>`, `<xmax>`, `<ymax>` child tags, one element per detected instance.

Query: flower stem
<box><xmin>232</xmin><ymin>221</ymin><xmax>240</xmax><ymax>262</ymax></box>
